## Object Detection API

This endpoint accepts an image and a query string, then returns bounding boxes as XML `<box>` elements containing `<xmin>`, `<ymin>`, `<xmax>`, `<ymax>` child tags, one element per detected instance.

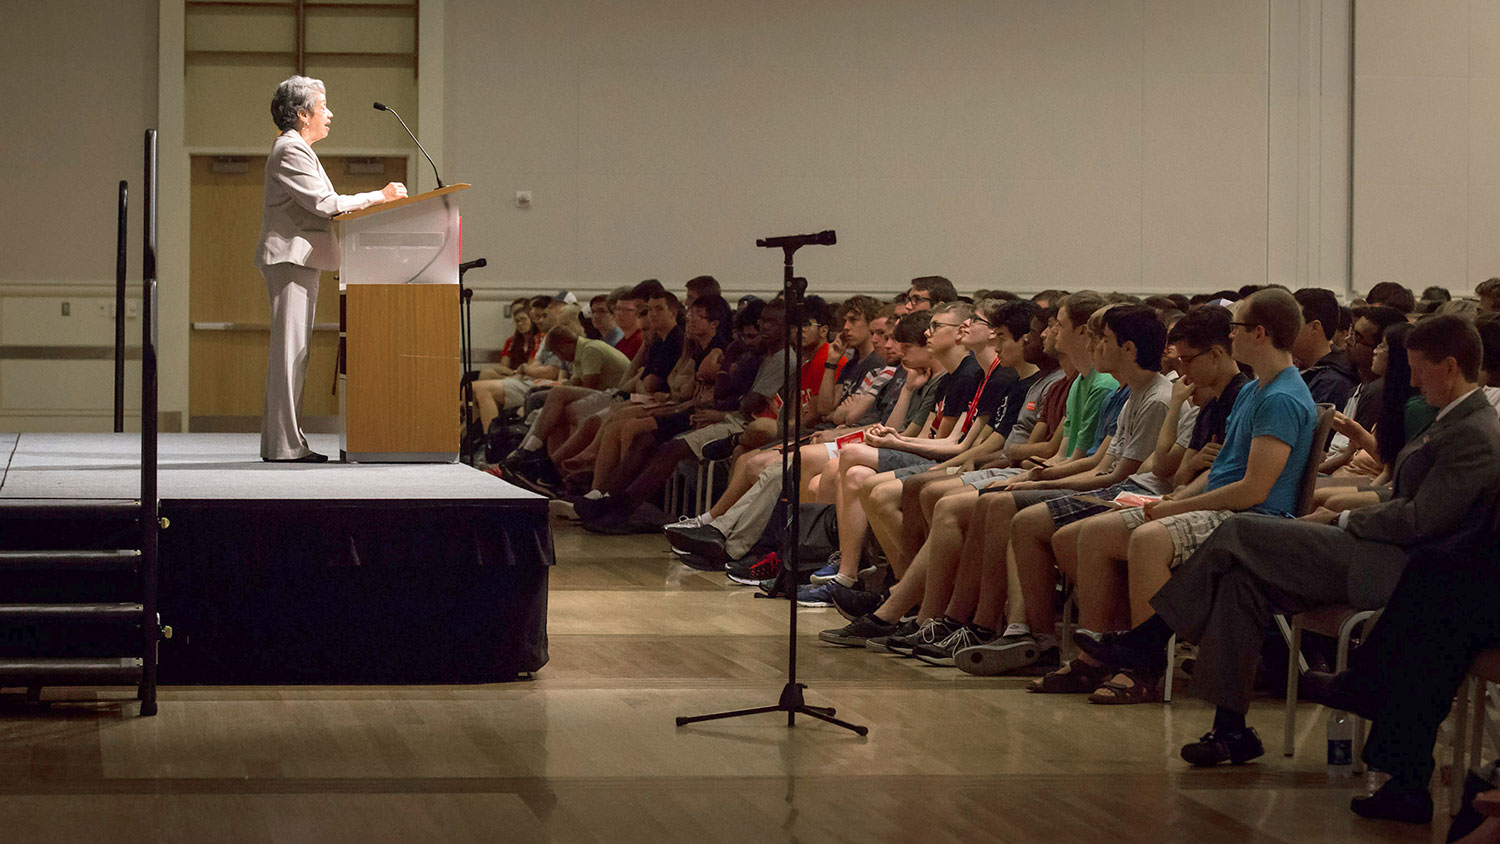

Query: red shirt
<box><xmin>614</xmin><ymin>329</ymin><xmax>644</xmax><ymax>360</ymax></box>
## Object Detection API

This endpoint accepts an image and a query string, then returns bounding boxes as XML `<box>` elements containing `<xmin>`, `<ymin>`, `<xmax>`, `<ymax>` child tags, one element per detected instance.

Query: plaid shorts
<box><xmin>1115</xmin><ymin>506</ymin><xmax>1234</xmax><ymax>568</ymax></box>
<box><xmin>1043</xmin><ymin>479</ymin><xmax>1152</xmax><ymax>526</ymax></box>
<box><xmin>960</xmin><ymin>466</ymin><xmax>1024</xmax><ymax>489</ymax></box>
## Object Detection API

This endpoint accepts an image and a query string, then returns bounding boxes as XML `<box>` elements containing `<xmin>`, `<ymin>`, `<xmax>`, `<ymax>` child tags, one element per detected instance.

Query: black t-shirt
<box><xmin>643</xmin><ymin>326</ymin><xmax>685</xmax><ymax>381</ymax></box>
<box><xmin>971</xmin><ymin>365</ymin><xmax>1018</xmax><ymax>427</ymax></box>
<box><xmin>1189</xmin><ymin>372</ymin><xmax>1251</xmax><ymax>450</ymax></box>
<box><xmin>937</xmin><ymin>354</ymin><xmax>983</xmax><ymax>420</ymax></box>
<box><xmin>989</xmin><ymin>370</ymin><xmax>1040</xmax><ymax>438</ymax></box>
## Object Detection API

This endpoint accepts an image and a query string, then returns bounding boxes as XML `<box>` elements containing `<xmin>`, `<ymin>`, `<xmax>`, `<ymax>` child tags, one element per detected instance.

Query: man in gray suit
<box><xmin>1082</xmin><ymin>315</ymin><xmax>1500</xmax><ymax>791</ymax></box>
<box><xmin>254</xmin><ymin>75</ymin><xmax>405</xmax><ymax>462</ymax></box>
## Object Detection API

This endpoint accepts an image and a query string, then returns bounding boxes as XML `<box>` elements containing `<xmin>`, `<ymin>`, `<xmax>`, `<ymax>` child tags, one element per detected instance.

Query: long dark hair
<box><xmin>504</xmin><ymin>297</ymin><xmax>538</xmax><ymax>368</ymax></box>
<box><xmin>1375</xmin><ymin>321</ymin><xmax>1418</xmax><ymax>464</ymax></box>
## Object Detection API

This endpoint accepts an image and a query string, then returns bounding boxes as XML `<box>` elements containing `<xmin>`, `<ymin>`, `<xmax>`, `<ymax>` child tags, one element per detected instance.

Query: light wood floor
<box><xmin>0</xmin><ymin>513</ymin><xmax>1454</xmax><ymax>843</ymax></box>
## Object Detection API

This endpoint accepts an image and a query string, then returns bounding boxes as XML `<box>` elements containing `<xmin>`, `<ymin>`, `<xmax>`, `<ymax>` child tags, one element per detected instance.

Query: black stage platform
<box><xmin>0</xmin><ymin>433</ymin><xmax>553</xmax><ymax>684</ymax></box>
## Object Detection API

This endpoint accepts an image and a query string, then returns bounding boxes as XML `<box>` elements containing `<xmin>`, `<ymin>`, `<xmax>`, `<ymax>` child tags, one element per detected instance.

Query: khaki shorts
<box><xmin>677</xmin><ymin>415</ymin><xmax>749</xmax><ymax>458</ymax></box>
<box><xmin>1115</xmin><ymin>506</ymin><xmax>1234</xmax><ymax>568</ymax></box>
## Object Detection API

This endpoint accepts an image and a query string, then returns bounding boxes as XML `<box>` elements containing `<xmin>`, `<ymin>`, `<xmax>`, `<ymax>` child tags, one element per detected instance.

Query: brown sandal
<box><xmin>1028</xmin><ymin>657</ymin><xmax>1114</xmax><ymax>694</ymax></box>
<box><xmin>1087</xmin><ymin>668</ymin><xmax>1163</xmax><ymax>705</ymax></box>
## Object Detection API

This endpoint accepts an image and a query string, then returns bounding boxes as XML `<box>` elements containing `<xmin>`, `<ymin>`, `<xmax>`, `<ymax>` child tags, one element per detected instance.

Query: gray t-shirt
<box><xmin>1106</xmin><ymin>373</ymin><xmax>1173</xmax><ymax>462</ymax></box>
<box><xmin>1004</xmin><ymin>367</ymin><xmax>1068</xmax><ymax>447</ymax></box>
<box><xmin>904</xmin><ymin>372</ymin><xmax>950</xmax><ymax>432</ymax></box>
<box><xmin>751</xmin><ymin>348</ymin><xmax>788</xmax><ymax>400</ymax></box>
<box><xmin>1130</xmin><ymin>397</ymin><xmax>1200</xmax><ymax>494</ymax></box>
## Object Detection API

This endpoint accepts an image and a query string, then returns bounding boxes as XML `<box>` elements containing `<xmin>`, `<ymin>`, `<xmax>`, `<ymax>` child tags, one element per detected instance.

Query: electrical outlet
<box><xmin>61</xmin><ymin>301</ymin><xmax>70</xmax><ymax>316</ymax></box>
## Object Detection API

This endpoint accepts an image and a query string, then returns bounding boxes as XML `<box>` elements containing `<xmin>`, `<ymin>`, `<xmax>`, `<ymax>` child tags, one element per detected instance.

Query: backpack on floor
<box><xmin>754</xmin><ymin>501</ymin><xmax>838</xmax><ymax>573</ymax></box>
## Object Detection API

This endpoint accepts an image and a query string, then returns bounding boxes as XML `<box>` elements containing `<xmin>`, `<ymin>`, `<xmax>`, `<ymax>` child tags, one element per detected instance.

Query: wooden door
<box><xmin>188</xmin><ymin>153</ymin><xmax>407</xmax><ymax>431</ymax></box>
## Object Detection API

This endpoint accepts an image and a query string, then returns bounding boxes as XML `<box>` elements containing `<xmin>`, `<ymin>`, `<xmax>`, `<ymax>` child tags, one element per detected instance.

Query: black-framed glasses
<box><xmin>1229</xmin><ymin>321</ymin><xmax>1259</xmax><ymax>332</ymax></box>
<box><xmin>1176</xmin><ymin>349</ymin><xmax>1210</xmax><ymax>366</ymax></box>
<box><xmin>928</xmin><ymin>320</ymin><xmax>963</xmax><ymax>330</ymax></box>
<box><xmin>966</xmin><ymin>316</ymin><xmax>990</xmax><ymax>326</ymax></box>
<box><xmin>908</xmin><ymin>293</ymin><xmax>933</xmax><ymax>303</ymax></box>
<box><xmin>1353</xmin><ymin>333</ymin><xmax>1380</xmax><ymax>348</ymax></box>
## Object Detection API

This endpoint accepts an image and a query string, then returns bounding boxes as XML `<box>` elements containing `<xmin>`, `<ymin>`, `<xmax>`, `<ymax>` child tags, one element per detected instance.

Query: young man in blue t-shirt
<box><xmin>1026</xmin><ymin>289</ymin><xmax>1317</xmax><ymax>702</ymax></box>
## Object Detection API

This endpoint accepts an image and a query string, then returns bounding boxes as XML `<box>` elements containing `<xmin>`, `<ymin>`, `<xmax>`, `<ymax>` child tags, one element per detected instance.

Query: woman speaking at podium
<box><xmin>254</xmin><ymin>75</ymin><xmax>406</xmax><ymax>462</ymax></box>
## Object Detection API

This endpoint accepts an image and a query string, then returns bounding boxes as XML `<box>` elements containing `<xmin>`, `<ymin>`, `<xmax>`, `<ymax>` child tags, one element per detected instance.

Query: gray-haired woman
<box><xmin>254</xmin><ymin>75</ymin><xmax>405</xmax><ymax>462</ymax></box>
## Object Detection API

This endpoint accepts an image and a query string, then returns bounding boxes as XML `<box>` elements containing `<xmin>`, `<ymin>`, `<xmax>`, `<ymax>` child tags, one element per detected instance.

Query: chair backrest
<box><xmin>1293</xmin><ymin>403</ymin><xmax>1336</xmax><ymax>517</ymax></box>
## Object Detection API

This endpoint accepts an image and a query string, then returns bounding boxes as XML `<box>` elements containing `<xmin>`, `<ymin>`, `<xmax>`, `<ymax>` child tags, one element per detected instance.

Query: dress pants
<box><xmin>1150</xmin><ymin>513</ymin><xmax>1408</xmax><ymax>714</ymax></box>
<box><xmin>260</xmin><ymin>262</ymin><xmax>320</xmax><ymax>460</ymax></box>
<box><xmin>1354</xmin><ymin>539</ymin><xmax>1500</xmax><ymax>784</ymax></box>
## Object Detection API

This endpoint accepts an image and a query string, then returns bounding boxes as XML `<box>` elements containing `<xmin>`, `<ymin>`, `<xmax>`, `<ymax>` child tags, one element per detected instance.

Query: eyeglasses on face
<box><xmin>1229</xmin><ymin>321</ymin><xmax>1260</xmax><ymax>333</ymax></box>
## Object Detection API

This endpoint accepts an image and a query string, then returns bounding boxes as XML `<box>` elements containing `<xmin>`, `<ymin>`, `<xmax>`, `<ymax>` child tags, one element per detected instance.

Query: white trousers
<box><xmin>259</xmin><ymin>262</ymin><xmax>320</xmax><ymax>460</ymax></box>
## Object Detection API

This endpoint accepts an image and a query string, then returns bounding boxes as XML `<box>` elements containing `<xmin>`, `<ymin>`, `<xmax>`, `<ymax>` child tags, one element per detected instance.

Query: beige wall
<box><xmin>2</xmin><ymin>0</ymin><xmax>1372</xmax><ymax>428</ymax></box>
<box><xmin>1353</xmin><ymin>0</ymin><xmax>1500</xmax><ymax>297</ymax></box>
<box><xmin>444</xmin><ymin>0</ymin><xmax>1347</xmax><ymax>319</ymax></box>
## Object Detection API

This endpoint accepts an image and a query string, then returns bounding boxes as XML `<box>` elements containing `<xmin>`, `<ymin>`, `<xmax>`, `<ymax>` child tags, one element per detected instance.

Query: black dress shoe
<box><xmin>264</xmin><ymin>452</ymin><xmax>329</xmax><ymax>463</ymax></box>
<box><xmin>1350</xmin><ymin>781</ymin><xmax>1433</xmax><ymax>824</ymax></box>
<box><xmin>1301</xmin><ymin>670</ymin><xmax>1379</xmax><ymax>721</ymax></box>
<box><xmin>664</xmin><ymin>525</ymin><xmax>729</xmax><ymax>563</ymax></box>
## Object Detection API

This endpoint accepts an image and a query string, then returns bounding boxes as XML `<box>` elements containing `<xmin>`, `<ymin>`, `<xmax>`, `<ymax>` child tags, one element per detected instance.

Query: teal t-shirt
<box><xmin>1062</xmin><ymin>369</ymin><xmax>1118</xmax><ymax>456</ymax></box>
<box><xmin>1205</xmin><ymin>366</ymin><xmax>1318</xmax><ymax>516</ymax></box>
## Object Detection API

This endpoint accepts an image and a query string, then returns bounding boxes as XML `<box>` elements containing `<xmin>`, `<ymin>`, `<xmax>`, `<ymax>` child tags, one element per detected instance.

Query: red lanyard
<box><xmin>961</xmin><ymin>356</ymin><xmax>1003</xmax><ymax>432</ymax></box>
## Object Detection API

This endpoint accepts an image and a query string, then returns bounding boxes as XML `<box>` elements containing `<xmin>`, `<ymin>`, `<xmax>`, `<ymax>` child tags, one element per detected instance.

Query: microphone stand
<box><xmin>675</xmin><ymin>239</ymin><xmax>867</xmax><ymax>737</ymax></box>
<box><xmin>458</xmin><ymin>260</ymin><xmax>482</xmax><ymax>464</ymax></box>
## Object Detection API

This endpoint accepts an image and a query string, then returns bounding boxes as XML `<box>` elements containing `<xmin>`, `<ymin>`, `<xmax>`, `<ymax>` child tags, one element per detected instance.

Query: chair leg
<box><xmin>1059</xmin><ymin>590</ymin><xmax>1077</xmax><ymax>656</ymax></box>
<box><xmin>1336</xmin><ymin>614</ymin><xmax>1363</xmax><ymax>773</ymax></box>
<box><xmin>1284</xmin><ymin>621</ymin><xmax>1303</xmax><ymax>757</ymax></box>
<box><xmin>1163</xmin><ymin>634</ymin><xmax>1175</xmax><ymax>703</ymax></box>
<box><xmin>1470</xmin><ymin>679</ymin><xmax>1488</xmax><ymax>781</ymax></box>
<box><xmin>1453</xmin><ymin>676</ymin><xmax>1474</xmax><ymax>816</ymax></box>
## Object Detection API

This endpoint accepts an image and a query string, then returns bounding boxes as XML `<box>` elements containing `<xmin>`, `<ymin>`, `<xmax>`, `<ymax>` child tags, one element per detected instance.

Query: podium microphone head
<box><xmin>372</xmin><ymin>101</ymin><xmax>388</xmax><ymax>111</ymax></box>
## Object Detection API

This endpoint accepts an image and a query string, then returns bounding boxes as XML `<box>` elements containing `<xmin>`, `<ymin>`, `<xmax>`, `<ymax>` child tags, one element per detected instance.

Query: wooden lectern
<box><xmin>335</xmin><ymin>184</ymin><xmax>469</xmax><ymax>463</ymax></box>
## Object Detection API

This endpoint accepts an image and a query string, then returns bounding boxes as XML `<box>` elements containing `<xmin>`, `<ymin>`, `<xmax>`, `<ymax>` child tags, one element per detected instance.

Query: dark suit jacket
<box><xmin>1345</xmin><ymin>389</ymin><xmax>1500</xmax><ymax>593</ymax></box>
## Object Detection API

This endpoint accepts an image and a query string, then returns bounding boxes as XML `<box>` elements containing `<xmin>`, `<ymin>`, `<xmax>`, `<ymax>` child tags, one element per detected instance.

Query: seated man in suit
<box><xmin>1082</xmin><ymin>315</ymin><xmax>1500</xmax><ymax>802</ymax></box>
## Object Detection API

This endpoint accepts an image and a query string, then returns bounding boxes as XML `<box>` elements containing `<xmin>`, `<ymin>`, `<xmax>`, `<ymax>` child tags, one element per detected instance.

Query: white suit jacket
<box><xmin>254</xmin><ymin>131</ymin><xmax>383</xmax><ymax>271</ymax></box>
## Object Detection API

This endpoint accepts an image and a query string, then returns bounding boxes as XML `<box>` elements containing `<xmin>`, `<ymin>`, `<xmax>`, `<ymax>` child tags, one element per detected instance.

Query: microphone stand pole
<box><xmin>458</xmin><ymin>262</ymin><xmax>478</xmax><ymax>465</ymax></box>
<box><xmin>675</xmin><ymin>242</ymin><xmax>867</xmax><ymax>737</ymax></box>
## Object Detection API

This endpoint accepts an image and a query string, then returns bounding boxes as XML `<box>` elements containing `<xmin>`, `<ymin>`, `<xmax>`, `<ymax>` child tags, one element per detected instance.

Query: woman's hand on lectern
<box><xmin>381</xmin><ymin>182</ymin><xmax>408</xmax><ymax>202</ymax></box>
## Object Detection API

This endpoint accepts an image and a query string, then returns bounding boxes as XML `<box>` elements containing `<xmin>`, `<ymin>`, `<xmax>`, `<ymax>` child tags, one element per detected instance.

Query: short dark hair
<box><xmin>801</xmin><ymin>295</ymin><xmax>834</xmax><ymax>329</ymax></box>
<box><xmin>1477</xmin><ymin>278</ymin><xmax>1500</xmax><ymax>298</ymax></box>
<box><xmin>1367</xmin><ymin>282</ymin><xmax>1416</xmax><ymax>314</ymax></box>
<box><xmin>1338</xmin><ymin>306</ymin><xmax>1353</xmax><ymax>332</ymax></box>
<box><xmin>1352</xmin><ymin>304</ymin><xmax>1408</xmax><ymax>337</ymax></box>
<box><xmin>686</xmin><ymin>275</ymin><xmax>721</xmax><ymax>297</ymax></box>
<box><xmin>992</xmin><ymin>300</ymin><xmax>1039</xmax><ymax>344</ymax></box>
<box><xmin>1167</xmin><ymin>293</ymin><xmax>1191</xmax><ymax>312</ymax></box>
<box><xmin>892</xmin><ymin>310</ymin><xmax>933</xmax><ymax>344</ymax></box>
<box><xmin>1242</xmin><ymin>288</ymin><xmax>1304</xmax><ymax>351</ymax></box>
<box><xmin>1407</xmin><ymin>314</ymin><xmax>1483</xmax><ymax>382</ymax></box>
<box><xmin>1293</xmin><ymin>287</ymin><xmax>1341</xmax><ymax>341</ymax></box>
<box><xmin>1103</xmin><ymin>304</ymin><xmax>1167</xmax><ymax>371</ymax></box>
<box><xmin>648</xmin><ymin>289</ymin><xmax>682</xmax><ymax>313</ymax></box>
<box><xmin>986</xmin><ymin>289</ymin><xmax>1020</xmax><ymax>302</ymax></box>
<box><xmin>909</xmin><ymin>275</ymin><xmax>958</xmax><ymax>304</ymax></box>
<box><xmin>530</xmin><ymin>294</ymin><xmax>551</xmax><ymax>310</ymax></box>
<box><xmin>1144</xmin><ymin>295</ymin><xmax>1178</xmax><ymax>312</ymax></box>
<box><xmin>735</xmin><ymin>300</ymin><xmax>765</xmax><ymax>331</ymax></box>
<box><xmin>1422</xmin><ymin>286</ymin><xmax>1452</xmax><ymax>303</ymax></box>
<box><xmin>1168</xmin><ymin>305</ymin><xmax>1232</xmax><ymax>352</ymax></box>
<box><xmin>1032</xmin><ymin>289</ymin><xmax>1069</xmax><ymax>306</ymax></box>
<box><xmin>629</xmin><ymin>279</ymin><xmax>666</xmax><ymax>301</ymax></box>
<box><xmin>1477</xmin><ymin>316</ymin><xmax>1500</xmax><ymax>375</ymax></box>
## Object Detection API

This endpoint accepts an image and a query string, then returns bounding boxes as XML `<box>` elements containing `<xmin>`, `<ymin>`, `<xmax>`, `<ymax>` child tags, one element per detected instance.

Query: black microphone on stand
<box><xmin>756</xmin><ymin>230</ymin><xmax>836</xmax><ymax>249</ymax></box>
<box><xmin>373</xmin><ymin>101</ymin><xmax>444</xmax><ymax>189</ymax></box>
<box><xmin>459</xmin><ymin>258</ymin><xmax>487</xmax><ymax>274</ymax></box>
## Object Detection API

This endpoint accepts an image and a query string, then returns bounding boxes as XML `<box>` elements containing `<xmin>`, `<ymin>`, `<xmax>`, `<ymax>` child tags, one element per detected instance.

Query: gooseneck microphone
<box><xmin>373</xmin><ymin>101</ymin><xmax>444</xmax><ymax>189</ymax></box>
<box><xmin>756</xmin><ymin>230</ymin><xmax>837</xmax><ymax>250</ymax></box>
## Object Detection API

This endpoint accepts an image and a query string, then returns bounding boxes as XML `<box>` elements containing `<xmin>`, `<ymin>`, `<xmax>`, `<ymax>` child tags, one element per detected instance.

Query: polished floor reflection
<box><xmin>0</xmin><ymin>517</ymin><xmax>1448</xmax><ymax>843</ymax></box>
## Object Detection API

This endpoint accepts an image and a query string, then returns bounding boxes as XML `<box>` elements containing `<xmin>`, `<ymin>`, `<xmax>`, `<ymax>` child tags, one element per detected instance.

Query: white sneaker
<box><xmin>663</xmin><ymin>514</ymin><xmax>709</xmax><ymax>532</ymax></box>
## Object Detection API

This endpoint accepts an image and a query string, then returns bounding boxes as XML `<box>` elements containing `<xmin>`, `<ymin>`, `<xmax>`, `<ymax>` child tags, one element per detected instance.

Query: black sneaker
<box><xmin>726</xmin><ymin>551</ymin><xmax>780</xmax><ymax>586</ymax></box>
<box><xmin>1180</xmin><ymin>727</ymin><xmax>1265</xmax><ymax>767</ymax></box>
<box><xmin>819</xmin><ymin>614</ymin><xmax>897</xmax><ymax>647</ymax></box>
<box><xmin>828</xmin><ymin>581</ymin><xmax>885</xmax><ymax>621</ymax></box>
<box><xmin>953</xmin><ymin>633</ymin><xmax>1045</xmax><ymax>676</ymax></box>
<box><xmin>913</xmin><ymin>625</ymin><xmax>996</xmax><ymax>667</ymax></box>
<box><xmin>866</xmin><ymin>618</ymin><xmax>917</xmax><ymax>651</ymax></box>
<box><xmin>885</xmin><ymin>617</ymin><xmax>958</xmax><ymax>656</ymax></box>
<box><xmin>664</xmin><ymin>524</ymin><xmax>729</xmax><ymax>564</ymax></box>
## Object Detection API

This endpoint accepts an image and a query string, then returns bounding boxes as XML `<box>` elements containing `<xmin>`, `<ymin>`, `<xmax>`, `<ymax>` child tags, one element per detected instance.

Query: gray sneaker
<box><xmin>885</xmin><ymin>617</ymin><xmax>957</xmax><ymax>656</ymax></box>
<box><xmin>954</xmin><ymin>633</ymin><xmax>1047</xmax><ymax>676</ymax></box>
<box><xmin>913</xmin><ymin>625</ymin><xmax>995</xmax><ymax>667</ymax></box>
<box><xmin>865</xmin><ymin>618</ymin><xmax>917</xmax><ymax>651</ymax></box>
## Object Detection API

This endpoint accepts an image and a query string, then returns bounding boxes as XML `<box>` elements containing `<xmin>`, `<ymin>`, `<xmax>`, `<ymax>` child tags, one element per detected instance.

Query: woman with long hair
<box><xmin>498</xmin><ymin>296</ymin><xmax>539</xmax><ymax>371</ymax></box>
<box><xmin>1317</xmin><ymin>320</ymin><xmax>1433</xmax><ymax>507</ymax></box>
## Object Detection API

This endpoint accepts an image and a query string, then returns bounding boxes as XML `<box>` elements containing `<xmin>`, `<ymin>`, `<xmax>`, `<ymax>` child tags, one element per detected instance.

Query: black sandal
<box><xmin>1028</xmin><ymin>657</ymin><xmax>1114</xmax><ymax>694</ymax></box>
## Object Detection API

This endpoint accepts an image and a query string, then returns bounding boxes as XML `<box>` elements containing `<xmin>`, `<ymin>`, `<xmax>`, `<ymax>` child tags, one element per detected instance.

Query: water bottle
<box><xmin>1326</xmin><ymin>710</ymin><xmax>1353</xmax><ymax>777</ymax></box>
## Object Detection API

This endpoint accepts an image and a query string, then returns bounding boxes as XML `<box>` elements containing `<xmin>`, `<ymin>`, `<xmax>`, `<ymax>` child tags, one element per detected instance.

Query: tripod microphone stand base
<box><xmin>675</xmin><ymin>681</ymin><xmax>868</xmax><ymax>736</ymax></box>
